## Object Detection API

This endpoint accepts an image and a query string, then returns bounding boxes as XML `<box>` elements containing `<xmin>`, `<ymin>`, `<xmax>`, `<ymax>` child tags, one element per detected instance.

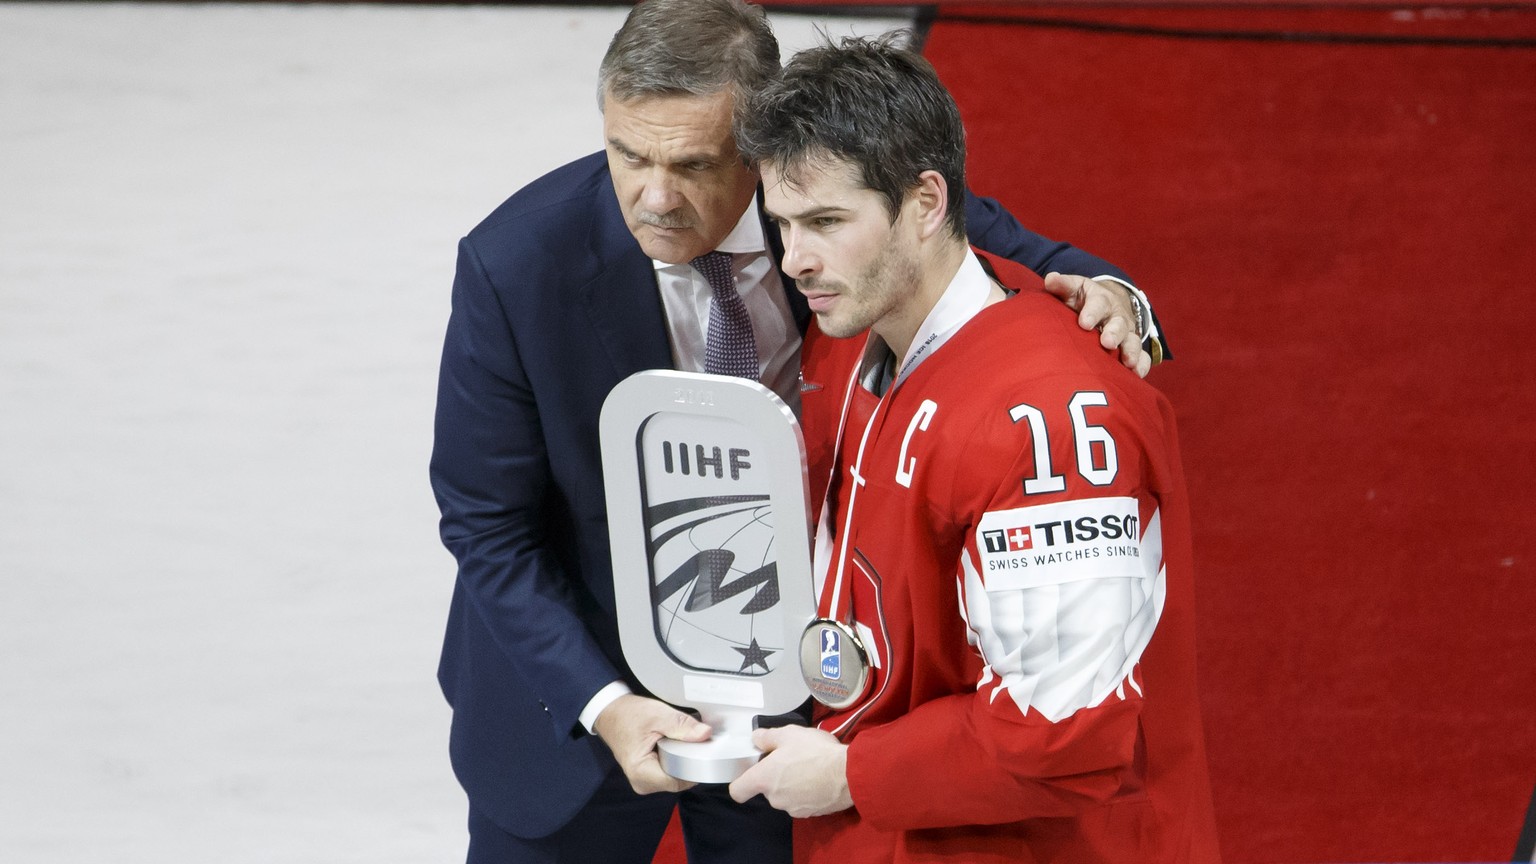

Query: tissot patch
<box><xmin>977</xmin><ymin>497</ymin><xmax>1149</xmax><ymax>591</ymax></box>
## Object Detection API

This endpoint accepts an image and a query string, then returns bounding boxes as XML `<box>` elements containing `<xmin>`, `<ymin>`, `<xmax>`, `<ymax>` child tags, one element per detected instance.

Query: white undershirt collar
<box><xmin>861</xmin><ymin>250</ymin><xmax>993</xmax><ymax>394</ymax></box>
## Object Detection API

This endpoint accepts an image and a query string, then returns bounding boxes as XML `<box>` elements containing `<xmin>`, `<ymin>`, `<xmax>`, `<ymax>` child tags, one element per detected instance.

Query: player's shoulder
<box><xmin>943</xmin><ymin>290</ymin><xmax>1105</xmax><ymax>384</ymax></box>
<box><xmin>937</xmin><ymin>282</ymin><xmax>1170</xmax><ymax>428</ymax></box>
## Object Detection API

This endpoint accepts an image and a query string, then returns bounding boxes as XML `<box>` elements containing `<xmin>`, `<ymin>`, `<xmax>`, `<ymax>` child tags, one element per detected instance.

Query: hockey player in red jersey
<box><xmin>726</xmin><ymin>35</ymin><xmax>1221</xmax><ymax>863</ymax></box>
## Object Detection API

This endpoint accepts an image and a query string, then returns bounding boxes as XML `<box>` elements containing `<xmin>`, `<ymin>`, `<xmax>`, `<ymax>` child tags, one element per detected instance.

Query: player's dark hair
<box><xmin>598</xmin><ymin>0</ymin><xmax>781</xmax><ymax>110</ymax></box>
<box><xmin>734</xmin><ymin>33</ymin><xmax>967</xmax><ymax>239</ymax></box>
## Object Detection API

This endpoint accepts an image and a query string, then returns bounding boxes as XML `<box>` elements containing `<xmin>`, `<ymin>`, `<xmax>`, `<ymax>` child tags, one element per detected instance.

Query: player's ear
<box><xmin>909</xmin><ymin>170</ymin><xmax>949</xmax><ymax>240</ymax></box>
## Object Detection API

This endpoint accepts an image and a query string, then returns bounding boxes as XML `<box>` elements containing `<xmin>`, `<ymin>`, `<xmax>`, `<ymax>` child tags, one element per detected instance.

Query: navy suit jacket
<box><xmin>429</xmin><ymin>151</ymin><xmax>1133</xmax><ymax>839</ymax></box>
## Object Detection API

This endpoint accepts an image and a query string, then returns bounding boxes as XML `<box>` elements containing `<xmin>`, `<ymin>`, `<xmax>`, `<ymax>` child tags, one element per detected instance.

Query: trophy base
<box><xmin>658</xmin><ymin>732</ymin><xmax>761</xmax><ymax>784</ymax></box>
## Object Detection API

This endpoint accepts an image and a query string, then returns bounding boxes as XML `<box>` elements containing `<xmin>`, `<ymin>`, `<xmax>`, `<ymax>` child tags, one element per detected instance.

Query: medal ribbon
<box><xmin>812</xmin><ymin>349</ymin><xmax>873</xmax><ymax>629</ymax></box>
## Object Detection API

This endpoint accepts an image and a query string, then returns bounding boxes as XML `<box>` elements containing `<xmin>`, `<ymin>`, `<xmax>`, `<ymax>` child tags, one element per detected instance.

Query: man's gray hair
<box><xmin>598</xmin><ymin>0</ymin><xmax>781</xmax><ymax>109</ymax></box>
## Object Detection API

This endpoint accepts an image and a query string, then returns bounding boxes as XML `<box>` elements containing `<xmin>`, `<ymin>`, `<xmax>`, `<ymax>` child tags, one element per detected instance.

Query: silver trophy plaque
<box><xmin>600</xmin><ymin>370</ymin><xmax>814</xmax><ymax>783</ymax></box>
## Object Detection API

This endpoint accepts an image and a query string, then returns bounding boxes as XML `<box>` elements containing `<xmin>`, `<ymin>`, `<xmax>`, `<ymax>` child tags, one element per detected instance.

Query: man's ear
<box><xmin>909</xmin><ymin>170</ymin><xmax>950</xmax><ymax>240</ymax></box>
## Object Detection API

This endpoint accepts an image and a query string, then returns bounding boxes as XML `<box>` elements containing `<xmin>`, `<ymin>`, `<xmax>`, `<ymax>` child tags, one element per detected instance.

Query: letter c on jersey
<box><xmin>895</xmin><ymin>399</ymin><xmax>939</xmax><ymax>488</ymax></box>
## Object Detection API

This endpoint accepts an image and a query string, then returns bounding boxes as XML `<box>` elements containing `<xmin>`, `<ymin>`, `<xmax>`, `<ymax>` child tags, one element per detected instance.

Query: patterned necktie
<box><xmin>692</xmin><ymin>251</ymin><xmax>759</xmax><ymax>379</ymax></box>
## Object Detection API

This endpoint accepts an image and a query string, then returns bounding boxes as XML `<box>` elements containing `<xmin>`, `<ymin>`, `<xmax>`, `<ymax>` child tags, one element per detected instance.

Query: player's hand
<box><xmin>1043</xmin><ymin>272</ymin><xmax>1152</xmax><ymax>378</ymax></box>
<box><xmin>593</xmin><ymin>694</ymin><xmax>711</xmax><ymax>794</ymax></box>
<box><xmin>728</xmin><ymin>726</ymin><xmax>853</xmax><ymax>817</ymax></box>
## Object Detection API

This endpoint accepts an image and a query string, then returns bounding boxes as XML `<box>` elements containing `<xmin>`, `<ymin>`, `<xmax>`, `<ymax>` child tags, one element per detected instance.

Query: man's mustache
<box><xmin>636</xmin><ymin>211</ymin><xmax>694</xmax><ymax>230</ymax></box>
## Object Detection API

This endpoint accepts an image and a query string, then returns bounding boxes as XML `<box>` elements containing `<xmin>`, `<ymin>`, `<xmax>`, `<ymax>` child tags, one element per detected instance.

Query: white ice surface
<box><xmin>0</xmin><ymin>3</ymin><xmax>910</xmax><ymax>861</ymax></box>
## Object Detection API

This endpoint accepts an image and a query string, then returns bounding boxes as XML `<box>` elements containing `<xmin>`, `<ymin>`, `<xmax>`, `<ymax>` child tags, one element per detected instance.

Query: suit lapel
<box><xmin>579</xmin><ymin>170</ymin><xmax>673</xmax><ymax>378</ymax></box>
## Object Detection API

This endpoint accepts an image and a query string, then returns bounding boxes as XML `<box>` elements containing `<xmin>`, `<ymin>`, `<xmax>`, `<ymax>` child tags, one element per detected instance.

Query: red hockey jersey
<box><xmin>794</xmin><ymin>251</ymin><xmax>1220</xmax><ymax>863</ymax></box>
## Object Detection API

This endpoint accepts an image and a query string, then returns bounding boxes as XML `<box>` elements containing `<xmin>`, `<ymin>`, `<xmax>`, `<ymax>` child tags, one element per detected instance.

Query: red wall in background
<box><xmin>925</xmin><ymin>6</ymin><xmax>1536</xmax><ymax>861</ymax></box>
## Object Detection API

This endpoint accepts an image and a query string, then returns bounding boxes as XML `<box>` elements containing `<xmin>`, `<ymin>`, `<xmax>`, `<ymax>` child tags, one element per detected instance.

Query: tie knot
<box><xmin>690</xmin><ymin>251</ymin><xmax>735</xmax><ymax>296</ymax></box>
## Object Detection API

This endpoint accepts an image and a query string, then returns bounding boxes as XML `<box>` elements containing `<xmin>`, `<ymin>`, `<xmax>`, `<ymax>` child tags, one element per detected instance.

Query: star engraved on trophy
<box><xmin>734</xmin><ymin>638</ymin><xmax>774</xmax><ymax>673</ymax></box>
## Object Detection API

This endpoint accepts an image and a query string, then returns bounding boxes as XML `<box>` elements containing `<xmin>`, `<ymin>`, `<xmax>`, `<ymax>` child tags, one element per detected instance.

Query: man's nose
<box><xmin>780</xmin><ymin>227</ymin><xmax>818</xmax><ymax>279</ymax></box>
<box><xmin>639</xmin><ymin>168</ymin><xmax>683</xmax><ymax>215</ymax></box>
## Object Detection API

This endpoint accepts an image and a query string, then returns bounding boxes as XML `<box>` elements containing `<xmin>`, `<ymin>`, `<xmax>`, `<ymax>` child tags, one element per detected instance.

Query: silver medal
<box><xmin>799</xmin><ymin>619</ymin><xmax>871</xmax><ymax>710</ymax></box>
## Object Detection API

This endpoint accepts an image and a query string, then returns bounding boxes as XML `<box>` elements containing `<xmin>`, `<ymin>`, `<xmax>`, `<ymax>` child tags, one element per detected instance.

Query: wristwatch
<box><xmin>1124</xmin><ymin>284</ymin><xmax>1148</xmax><ymax>340</ymax></box>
